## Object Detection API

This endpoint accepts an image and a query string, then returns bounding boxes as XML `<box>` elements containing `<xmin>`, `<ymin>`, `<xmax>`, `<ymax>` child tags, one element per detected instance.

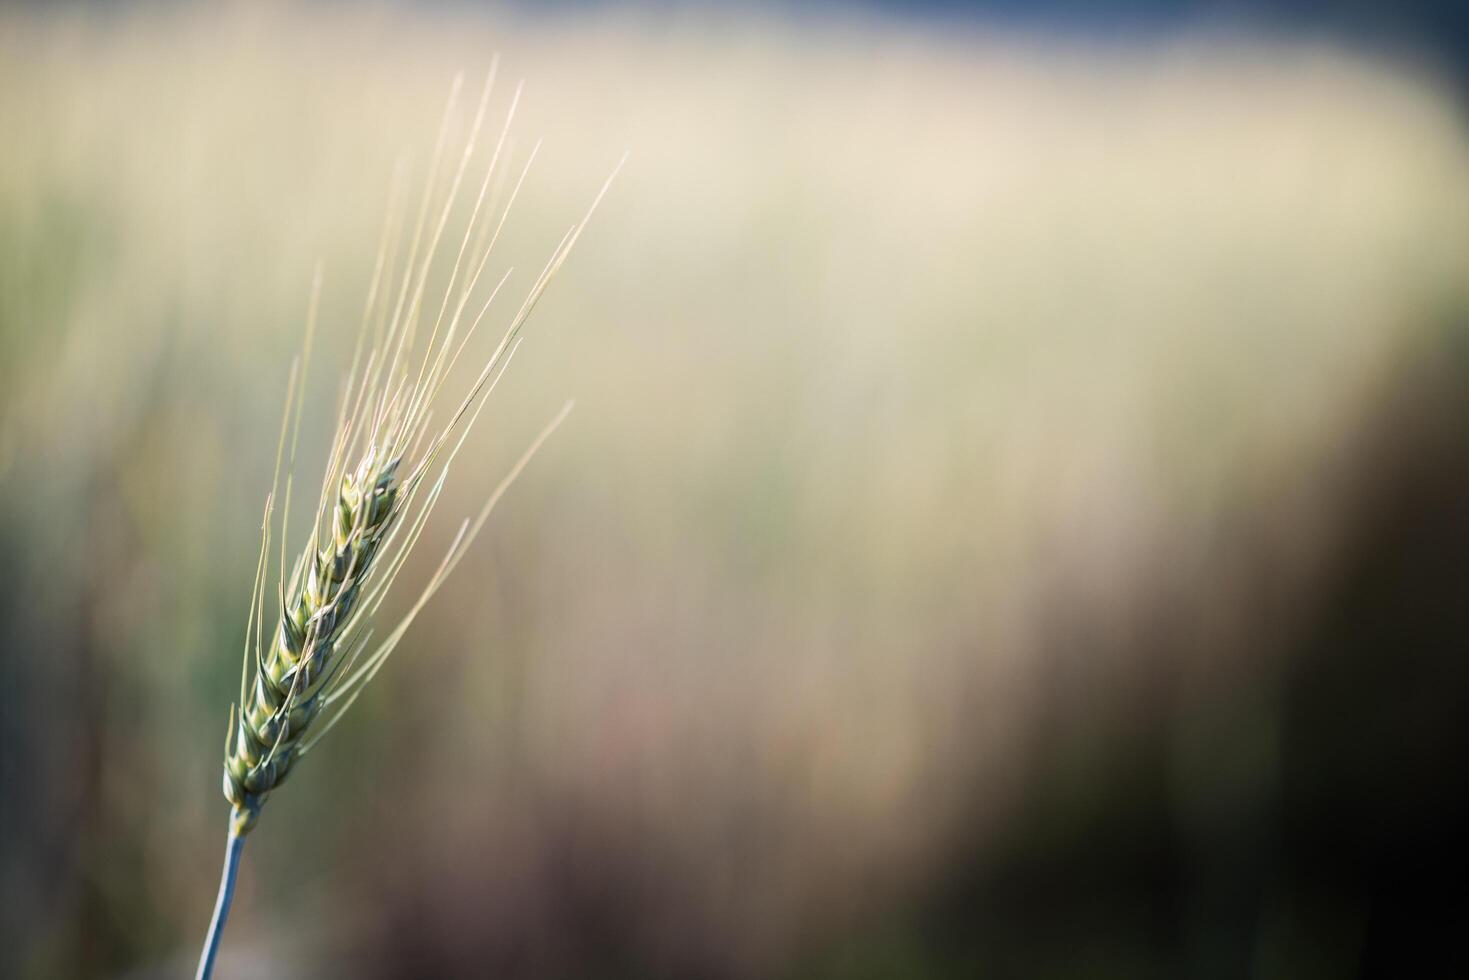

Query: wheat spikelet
<box><xmin>196</xmin><ymin>66</ymin><xmax>621</xmax><ymax>979</ymax></box>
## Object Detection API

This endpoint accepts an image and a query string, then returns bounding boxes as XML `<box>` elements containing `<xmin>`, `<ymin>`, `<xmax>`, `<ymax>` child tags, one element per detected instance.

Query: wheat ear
<box><xmin>195</xmin><ymin>68</ymin><xmax>623</xmax><ymax>980</ymax></box>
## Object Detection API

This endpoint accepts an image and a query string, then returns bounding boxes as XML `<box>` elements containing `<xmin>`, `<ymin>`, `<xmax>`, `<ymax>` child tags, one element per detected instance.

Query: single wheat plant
<box><xmin>194</xmin><ymin>67</ymin><xmax>621</xmax><ymax>979</ymax></box>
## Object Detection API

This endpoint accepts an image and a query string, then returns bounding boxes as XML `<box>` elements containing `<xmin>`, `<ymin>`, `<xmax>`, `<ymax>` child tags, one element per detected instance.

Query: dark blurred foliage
<box><xmin>789</xmin><ymin>341</ymin><xmax>1469</xmax><ymax>979</ymax></box>
<box><xmin>479</xmin><ymin>0</ymin><xmax>1469</xmax><ymax>83</ymax></box>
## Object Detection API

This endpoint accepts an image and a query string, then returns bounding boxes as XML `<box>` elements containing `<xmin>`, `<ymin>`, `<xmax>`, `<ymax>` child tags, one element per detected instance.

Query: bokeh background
<box><xmin>2</xmin><ymin>1</ymin><xmax>1468</xmax><ymax>977</ymax></box>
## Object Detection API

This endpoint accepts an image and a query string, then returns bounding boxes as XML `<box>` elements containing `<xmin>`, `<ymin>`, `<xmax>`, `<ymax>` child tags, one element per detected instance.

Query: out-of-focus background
<box><xmin>2</xmin><ymin>1</ymin><xmax>1467</xmax><ymax>977</ymax></box>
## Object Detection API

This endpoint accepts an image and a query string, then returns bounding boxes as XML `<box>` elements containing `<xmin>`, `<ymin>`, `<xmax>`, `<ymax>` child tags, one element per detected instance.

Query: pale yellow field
<box><xmin>1</xmin><ymin>4</ymin><xmax>1466</xmax><ymax>977</ymax></box>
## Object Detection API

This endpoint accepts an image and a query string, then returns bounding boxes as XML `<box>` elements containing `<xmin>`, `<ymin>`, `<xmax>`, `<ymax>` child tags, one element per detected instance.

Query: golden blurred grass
<box><xmin>1</xmin><ymin>3</ymin><xmax>1467</xmax><ymax>976</ymax></box>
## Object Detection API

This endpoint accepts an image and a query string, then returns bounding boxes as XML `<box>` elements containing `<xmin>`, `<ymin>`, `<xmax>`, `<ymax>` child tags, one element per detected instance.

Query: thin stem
<box><xmin>195</xmin><ymin>822</ymin><xmax>246</xmax><ymax>980</ymax></box>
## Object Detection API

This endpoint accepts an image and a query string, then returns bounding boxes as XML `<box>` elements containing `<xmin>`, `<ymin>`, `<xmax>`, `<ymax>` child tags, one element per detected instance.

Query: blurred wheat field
<box><xmin>1</xmin><ymin>4</ymin><xmax>1468</xmax><ymax>978</ymax></box>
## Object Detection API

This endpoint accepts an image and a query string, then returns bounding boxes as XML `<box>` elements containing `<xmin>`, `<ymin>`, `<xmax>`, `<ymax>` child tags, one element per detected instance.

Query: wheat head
<box><xmin>221</xmin><ymin>69</ymin><xmax>618</xmax><ymax>836</ymax></box>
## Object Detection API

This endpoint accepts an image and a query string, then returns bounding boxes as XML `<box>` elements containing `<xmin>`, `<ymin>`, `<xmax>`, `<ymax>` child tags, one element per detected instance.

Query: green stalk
<box><xmin>195</xmin><ymin>823</ymin><xmax>245</xmax><ymax>980</ymax></box>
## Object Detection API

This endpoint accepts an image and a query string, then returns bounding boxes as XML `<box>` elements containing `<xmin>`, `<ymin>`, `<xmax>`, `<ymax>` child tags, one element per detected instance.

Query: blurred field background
<box><xmin>2</xmin><ymin>2</ymin><xmax>1468</xmax><ymax>977</ymax></box>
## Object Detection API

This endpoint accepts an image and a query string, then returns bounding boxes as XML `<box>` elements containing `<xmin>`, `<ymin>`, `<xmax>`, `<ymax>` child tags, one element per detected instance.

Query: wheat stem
<box><xmin>194</xmin><ymin>822</ymin><xmax>245</xmax><ymax>980</ymax></box>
